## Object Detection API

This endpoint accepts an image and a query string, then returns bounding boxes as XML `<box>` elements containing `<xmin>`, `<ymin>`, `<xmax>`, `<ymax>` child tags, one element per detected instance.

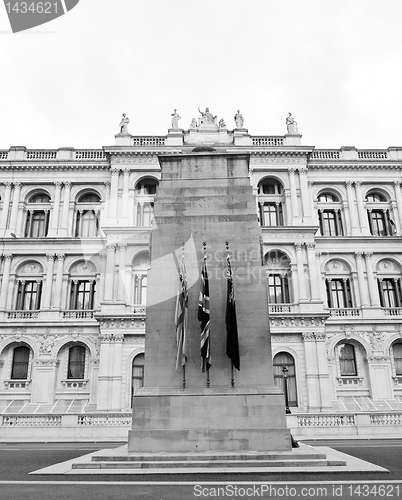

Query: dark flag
<box><xmin>175</xmin><ymin>254</ymin><xmax>188</xmax><ymax>371</ymax></box>
<box><xmin>198</xmin><ymin>256</ymin><xmax>211</xmax><ymax>372</ymax></box>
<box><xmin>226</xmin><ymin>253</ymin><xmax>240</xmax><ymax>370</ymax></box>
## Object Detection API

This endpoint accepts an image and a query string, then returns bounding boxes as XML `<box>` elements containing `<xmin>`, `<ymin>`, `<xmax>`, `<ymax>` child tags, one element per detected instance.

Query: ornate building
<box><xmin>0</xmin><ymin>109</ymin><xmax>401</xmax><ymax>439</ymax></box>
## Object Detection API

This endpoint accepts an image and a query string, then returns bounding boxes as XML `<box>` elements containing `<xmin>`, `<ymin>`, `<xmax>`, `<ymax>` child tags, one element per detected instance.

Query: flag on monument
<box><xmin>175</xmin><ymin>254</ymin><xmax>188</xmax><ymax>371</ymax></box>
<box><xmin>198</xmin><ymin>256</ymin><xmax>211</xmax><ymax>372</ymax></box>
<box><xmin>226</xmin><ymin>253</ymin><xmax>240</xmax><ymax>371</ymax></box>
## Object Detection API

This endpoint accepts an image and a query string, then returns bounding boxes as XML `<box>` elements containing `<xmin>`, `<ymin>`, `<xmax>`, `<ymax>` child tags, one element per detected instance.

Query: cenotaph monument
<box><xmin>128</xmin><ymin>138</ymin><xmax>291</xmax><ymax>452</ymax></box>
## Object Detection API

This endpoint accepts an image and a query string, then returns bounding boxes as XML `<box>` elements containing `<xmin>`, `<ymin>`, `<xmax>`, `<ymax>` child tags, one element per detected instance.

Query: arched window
<box><xmin>67</xmin><ymin>345</ymin><xmax>86</xmax><ymax>379</ymax></box>
<box><xmin>132</xmin><ymin>253</ymin><xmax>149</xmax><ymax>305</ymax></box>
<box><xmin>317</xmin><ymin>191</ymin><xmax>343</xmax><ymax>236</ymax></box>
<box><xmin>131</xmin><ymin>353</ymin><xmax>145</xmax><ymax>407</ymax></box>
<box><xmin>14</xmin><ymin>261</ymin><xmax>44</xmax><ymax>311</ymax></box>
<box><xmin>376</xmin><ymin>259</ymin><xmax>402</xmax><ymax>311</ymax></box>
<box><xmin>257</xmin><ymin>178</ymin><xmax>284</xmax><ymax>227</ymax></box>
<box><xmin>366</xmin><ymin>191</ymin><xmax>393</xmax><ymax>236</ymax></box>
<box><xmin>273</xmin><ymin>352</ymin><xmax>297</xmax><ymax>406</ymax></box>
<box><xmin>338</xmin><ymin>343</ymin><xmax>357</xmax><ymax>376</ymax></box>
<box><xmin>68</xmin><ymin>261</ymin><xmax>97</xmax><ymax>312</ymax></box>
<box><xmin>135</xmin><ymin>178</ymin><xmax>158</xmax><ymax>227</ymax></box>
<box><xmin>11</xmin><ymin>345</ymin><xmax>30</xmax><ymax>380</ymax></box>
<box><xmin>265</xmin><ymin>250</ymin><xmax>291</xmax><ymax>304</ymax></box>
<box><xmin>24</xmin><ymin>192</ymin><xmax>51</xmax><ymax>238</ymax></box>
<box><xmin>324</xmin><ymin>260</ymin><xmax>356</xmax><ymax>313</ymax></box>
<box><xmin>75</xmin><ymin>192</ymin><xmax>101</xmax><ymax>237</ymax></box>
<box><xmin>392</xmin><ymin>343</ymin><xmax>402</xmax><ymax>376</ymax></box>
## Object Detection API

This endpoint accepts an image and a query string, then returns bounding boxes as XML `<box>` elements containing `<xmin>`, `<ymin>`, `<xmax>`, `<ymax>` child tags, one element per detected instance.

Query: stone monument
<box><xmin>128</xmin><ymin>149</ymin><xmax>291</xmax><ymax>453</ymax></box>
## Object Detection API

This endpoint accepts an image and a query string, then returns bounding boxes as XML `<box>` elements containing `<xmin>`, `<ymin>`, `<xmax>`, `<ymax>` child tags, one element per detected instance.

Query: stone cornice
<box><xmin>308</xmin><ymin>163</ymin><xmax>401</xmax><ymax>171</ymax></box>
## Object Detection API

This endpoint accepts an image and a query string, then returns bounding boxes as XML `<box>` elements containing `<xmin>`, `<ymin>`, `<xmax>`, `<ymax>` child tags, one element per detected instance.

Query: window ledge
<box><xmin>336</xmin><ymin>376</ymin><xmax>363</xmax><ymax>387</ymax></box>
<box><xmin>4</xmin><ymin>380</ymin><xmax>31</xmax><ymax>389</ymax></box>
<box><xmin>61</xmin><ymin>379</ymin><xmax>89</xmax><ymax>389</ymax></box>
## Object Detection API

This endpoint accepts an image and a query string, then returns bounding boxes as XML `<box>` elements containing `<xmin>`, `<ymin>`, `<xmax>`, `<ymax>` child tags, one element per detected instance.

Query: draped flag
<box><xmin>226</xmin><ymin>253</ymin><xmax>240</xmax><ymax>371</ymax></box>
<box><xmin>198</xmin><ymin>256</ymin><xmax>211</xmax><ymax>372</ymax></box>
<box><xmin>175</xmin><ymin>254</ymin><xmax>188</xmax><ymax>371</ymax></box>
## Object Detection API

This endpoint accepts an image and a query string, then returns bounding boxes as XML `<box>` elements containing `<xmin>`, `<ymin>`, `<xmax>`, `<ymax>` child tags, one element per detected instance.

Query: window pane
<box><xmin>132</xmin><ymin>353</ymin><xmax>145</xmax><ymax>406</ymax></box>
<box><xmin>393</xmin><ymin>344</ymin><xmax>402</xmax><ymax>375</ymax></box>
<box><xmin>339</xmin><ymin>343</ymin><xmax>357</xmax><ymax>376</ymax></box>
<box><xmin>273</xmin><ymin>352</ymin><xmax>297</xmax><ymax>406</ymax></box>
<box><xmin>11</xmin><ymin>346</ymin><xmax>30</xmax><ymax>379</ymax></box>
<box><xmin>67</xmin><ymin>346</ymin><xmax>86</xmax><ymax>379</ymax></box>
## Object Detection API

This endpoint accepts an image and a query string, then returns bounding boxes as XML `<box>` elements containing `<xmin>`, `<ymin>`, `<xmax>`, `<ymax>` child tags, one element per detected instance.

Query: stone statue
<box><xmin>234</xmin><ymin>110</ymin><xmax>244</xmax><ymax>129</ymax></box>
<box><xmin>198</xmin><ymin>107</ymin><xmax>217</xmax><ymax>126</ymax></box>
<box><xmin>190</xmin><ymin>118</ymin><xmax>198</xmax><ymax>129</ymax></box>
<box><xmin>286</xmin><ymin>113</ymin><xmax>298</xmax><ymax>134</ymax></box>
<box><xmin>219</xmin><ymin>118</ymin><xmax>226</xmax><ymax>129</ymax></box>
<box><xmin>171</xmin><ymin>109</ymin><xmax>181</xmax><ymax>129</ymax></box>
<box><xmin>119</xmin><ymin>113</ymin><xmax>130</xmax><ymax>134</ymax></box>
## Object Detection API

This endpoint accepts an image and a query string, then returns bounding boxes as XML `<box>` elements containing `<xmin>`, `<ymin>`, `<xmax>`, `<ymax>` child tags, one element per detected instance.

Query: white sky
<box><xmin>1</xmin><ymin>0</ymin><xmax>402</xmax><ymax>150</ymax></box>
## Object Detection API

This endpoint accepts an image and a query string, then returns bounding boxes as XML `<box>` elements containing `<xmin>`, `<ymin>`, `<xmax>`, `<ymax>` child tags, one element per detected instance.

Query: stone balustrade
<box><xmin>329</xmin><ymin>308</ymin><xmax>361</xmax><ymax>317</ymax></box>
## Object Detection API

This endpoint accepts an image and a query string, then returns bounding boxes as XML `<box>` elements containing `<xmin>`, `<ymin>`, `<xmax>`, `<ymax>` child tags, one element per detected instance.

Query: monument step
<box><xmin>92</xmin><ymin>451</ymin><xmax>327</xmax><ymax>462</ymax></box>
<box><xmin>72</xmin><ymin>458</ymin><xmax>346</xmax><ymax>470</ymax></box>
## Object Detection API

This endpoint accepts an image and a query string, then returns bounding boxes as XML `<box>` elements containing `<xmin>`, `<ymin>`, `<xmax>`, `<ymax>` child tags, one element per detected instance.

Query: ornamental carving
<box><xmin>270</xmin><ymin>316</ymin><xmax>326</xmax><ymax>327</ymax></box>
<box><xmin>271</xmin><ymin>334</ymin><xmax>302</xmax><ymax>343</ymax></box>
<box><xmin>35</xmin><ymin>334</ymin><xmax>59</xmax><ymax>356</ymax></box>
<box><xmin>250</xmin><ymin>157</ymin><xmax>306</xmax><ymax>165</ymax></box>
<box><xmin>33</xmin><ymin>359</ymin><xmax>60</xmax><ymax>367</ymax></box>
<box><xmin>112</xmin><ymin>157</ymin><xmax>159</xmax><ymax>165</ymax></box>
<box><xmin>377</xmin><ymin>259</ymin><xmax>397</xmax><ymax>272</ymax></box>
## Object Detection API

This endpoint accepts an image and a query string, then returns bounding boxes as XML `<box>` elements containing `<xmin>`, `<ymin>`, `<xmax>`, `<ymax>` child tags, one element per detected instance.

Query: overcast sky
<box><xmin>1</xmin><ymin>0</ymin><xmax>402</xmax><ymax>150</ymax></box>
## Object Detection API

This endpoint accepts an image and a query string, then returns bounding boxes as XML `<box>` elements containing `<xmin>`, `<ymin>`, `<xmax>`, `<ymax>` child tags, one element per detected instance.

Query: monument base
<box><xmin>128</xmin><ymin>387</ymin><xmax>291</xmax><ymax>453</ymax></box>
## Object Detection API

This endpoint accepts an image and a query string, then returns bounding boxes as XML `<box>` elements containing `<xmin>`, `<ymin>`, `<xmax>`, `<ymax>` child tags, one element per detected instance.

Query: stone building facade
<box><xmin>0</xmin><ymin>113</ymin><xmax>402</xmax><ymax>438</ymax></box>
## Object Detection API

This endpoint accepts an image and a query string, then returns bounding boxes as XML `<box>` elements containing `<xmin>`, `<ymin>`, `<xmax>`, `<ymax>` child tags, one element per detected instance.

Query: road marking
<box><xmin>0</xmin><ymin>480</ymin><xmax>401</xmax><ymax>486</ymax></box>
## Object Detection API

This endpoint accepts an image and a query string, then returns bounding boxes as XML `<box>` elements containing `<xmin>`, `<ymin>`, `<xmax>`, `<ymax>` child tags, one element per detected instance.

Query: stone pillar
<box><xmin>104</xmin><ymin>244</ymin><xmax>116</xmax><ymax>301</ymax></box>
<box><xmin>8</xmin><ymin>182</ymin><xmax>22</xmax><ymax>233</ymax></box>
<box><xmin>128</xmin><ymin>191</ymin><xmax>135</xmax><ymax>226</ymax></box>
<box><xmin>390</xmin><ymin>201</ymin><xmax>400</xmax><ymax>236</ymax></box>
<box><xmin>342</xmin><ymin>201</ymin><xmax>351</xmax><ymax>236</ymax></box>
<box><xmin>288</xmin><ymin>169</ymin><xmax>300</xmax><ymax>224</ymax></box>
<box><xmin>355</xmin><ymin>252</ymin><xmax>370</xmax><ymax>307</ymax></box>
<box><xmin>42</xmin><ymin>254</ymin><xmax>55</xmax><ymax>309</ymax></box>
<box><xmin>290</xmin><ymin>263</ymin><xmax>299</xmax><ymax>304</ymax></box>
<box><xmin>393</xmin><ymin>181</ymin><xmax>402</xmax><ymax>235</ymax></box>
<box><xmin>345</xmin><ymin>181</ymin><xmax>359</xmax><ymax>235</ymax></box>
<box><xmin>364</xmin><ymin>252</ymin><xmax>380</xmax><ymax>307</ymax></box>
<box><xmin>60</xmin><ymin>181</ymin><xmax>71</xmax><ymax>236</ymax></box>
<box><xmin>298</xmin><ymin>168</ymin><xmax>312</xmax><ymax>223</ymax></box>
<box><xmin>314</xmin><ymin>332</ymin><xmax>332</xmax><ymax>411</ymax></box>
<box><xmin>0</xmin><ymin>182</ymin><xmax>12</xmax><ymax>231</ymax></box>
<box><xmin>68</xmin><ymin>201</ymin><xmax>75</xmax><ymax>237</ymax></box>
<box><xmin>0</xmin><ymin>254</ymin><xmax>12</xmax><ymax>310</ymax></box>
<box><xmin>96</xmin><ymin>332</ymin><xmax>124</xmax><ymax>411</ymax></box>
<box><xmin>118</xmin><ymin>243</ymin><xmax>127</xmax><ymax>302</ymax></box>
<box><xmin>306</xmin><ymin>243</ymin><xmax>321</xmax><ymax>300</ymax></box>
<box><xmin>49</xmin><ymin>181</ymin><xmax>62</xmax><ymax>236</ymax></box>
<box><xmin>295</xmin><ymin>243</ymin><xmax>306</xmax><ymax>300</ymax></box>
<box><xmin>121</xmin><ymin>169</ymin><xmax>130</xmax><ymax>223</ymax></box>
<box><xmin>61</xmin><ymin>275</ymin><xmax>69</xmax><ymax>310</ymax></box>
<box><xmin>31</xmin><ymin>359</ymin><xmax>59</xmax><ymax>404</ymax></box>
<box><xmin>354</xmin><ymin>181</ymin><xmax>369</xmax><ymax>235</ymax></box>
<box><xmin>109</xmin><ymin>168</ymin><xmax>119</xmax><ymax>219</ymax></box>
<box><xmin>98</xmin><ymin>253</ymin><xmax>107</xmax><ymax>304</ymax></box>
<box><xmin>15</xmin><ymin>202</ymin><xmax>25</xmax><ymax>237</ymax></box>
<box><xmin>284</xmin><ymin>192</ymin><xmax>292</xmax><ymax>226</ymax></box>
<box><xmin>53</xmin><ymin>254</ymin><xmax>65</xmax><ymax>309</ymax></box>
<box><xmin>302</xmin><ymin>332</ymin><xmax>321</xmax><ymax>412</ymax></box>
<box><xmin>102</xmin><ymin>181</ymin><xmax>111</xmax><ymax>225</ymax></box>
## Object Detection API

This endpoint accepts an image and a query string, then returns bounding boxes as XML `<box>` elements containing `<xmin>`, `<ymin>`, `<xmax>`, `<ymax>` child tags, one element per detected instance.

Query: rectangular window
<box><xmin>70</xmin><ymin>281</ymin><xmax>95</xmax><ymax>310</ymax></box>
<box><xmin>134</xmin><ymin>275</ymin><xmax>147</xmax><ymax>305</ymax></box>
<box><xmin>393</xmin><ymin>344</ymin><xmax>402</xmax><ymax>375</ymax></box>
<box><xmin>368</xmin><ymin>210</ymin><xmax>392</xmax><ymax>236</ymax></box>
<box><xmin>326</xmin><ymin>279</ymin><xmax>353</xmax><ymax>308</ymax></box>
<box><xmin>339</xmin><ymin>344</ymin><xmax>357</xmax><ymax>376</ymax></box>
<box><xmin>16</xmin><ymin>281</ymin><xmax>42</xmax><ymax>310</ymax></box>
<box><xmin>268</xmin><ymin>274</ymin><xmax>289</xmax><ymax>303</ymax></box>
<box><xmin>11</xmin><ymin>346</ymin><xmax>30</xmax><ymax>380</ymax></box>
<box><xmin>260</xmin><ymin>202</ymin><xmax>283</xmax><ymax>227</ymax></box>
<box><xmin>67</xmin><ymin>346</ymin><xmax>86</xmax><ymax>379</ymax></box>
<box><xmin>25</xmin><ymin>211</ymin><xmax>49</xmax><ymax>238</ymax></box>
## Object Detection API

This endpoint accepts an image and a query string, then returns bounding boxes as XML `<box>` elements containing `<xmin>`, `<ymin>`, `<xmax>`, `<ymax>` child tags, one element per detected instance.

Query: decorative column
<box><xmin>345</xmin><ymin>181</ymin><xmax>359</xmax><ymax>235</ymax></box>
<box><xmin>354</xmin><ymin>252</ymin><xmax>370</xmax><ymax>307</ymax></box>
<box><xmin>42</xmin><ymin>254</ymin><xmax>55</xmax><ymax>310</ymax></box>
<box><xmin>290</xmin><ymin>263</ymin><xmax>299</xmax><ymax>304</ymax></box>
<box><xmin>390</xmin><ymin>201</ymin><xmax>400</xmax><ymax>236</ymax></box>
<box><xmin>60</xmin><ymin>181</ymin><xmax>71</xmax><ymax>236</ymax></box>
<box><xmin>15</xmin><ymin>202</ymin><xmax>25</xmax><ymax>237</ymax></box>
<box><xmin>307</xmin><ymin>180</ymin><xmax>315</xmax><ymax>219</ymax></box>
<box><xmin>0</xmin><ymin>182</ymin><xmax>12</xmax><ymax>231</ymax></box>
<box><xmin>121</xmin><ymin>169</ymin><xmax>130</xmax><ymax>223</ymax></box>
<box><xmin>0</xmin><ymin>254</ymin><xmax>13</xmax><ymax>310</ymax></box>
<box><xmin>128</xmin><ymin>191</ymin><xmax>135</xmax><ymax>226</ymax></box>
<box><xmin>101</xmin><ymin>181</ymin><xmax>111</xmax><ymax>225</ymax></box>
<box><xmin>97</xmin><ymin>331</ymin><xmax>124</xmax><ymax>411</ymax></box>
<box><xmin>295</xmin><ymin>243</ymin><xmax>306</xmax><ymax>300</ymax></box>
<box><xmin>49</xmin><ymin>181</ymin><xmax>62</xmax><ymax>236</ymax></box>
<box><xmin>364</xmin><ymin>252</ymin><xmax>380</xmax><ymax>307</ymax></box>
<box><xmin>393</xmin><ymin>181</ymin><xmax>402</xmax><ymax>235</ymax></box>
<box><xmin>288</xmin><ymin>169</ymin><xmax>300</xmax><ymax>224</ymax></box>
<box><xmin>8</xmin><ymin>182</ymin><xmax>22</xmax><ymax>233</ymax></box>
<box><xmin>118</xmin><ymin>243</ymin><xmax>127</xmax><ymax>302</ymax></box>
<box><xmin>284</xmin><ymin>192</ymin><xmax>292</xmax><ymax>226</ymax></box>
<box><xmin>302</xmin><ymin>332</ymin><xmax>321</xmax><ymax>412</ymax></box>
<box><xmin>109</xmin><ymin>168</ymin><xmax>119</xmax><ymax>219</ymax></box>
<box><xmin>298</xmin><ymin>168</ymin><xmax>312</xmax><ymax>223</ymax></box>
<box><xmin>53</xmin><ymin>254</ymin><xmax>65</xmax><ymax>309</ymax></box>
<box><xmin>314</xmin><ymin>332</ymin><xmax>332</xmax><ymax>411</ymax></box>
<box><xmin>98</xmin><ymin>252</ymin><xmax>107</xmax><ymax>304</ymax></box>
<box><xmin>342</xmin><ymin>200</ymin><xmax>351</xmax><ymax>236</ymax></box>
<box><xmin>306</xmin><ymin>243</ymin><xmax>321</xmax><ymax>301</ymax></box>
<box><xmin>104</xmin><ymin>244</ymin><xmax>116</xmax><ymax>301</ymax></box>
<box><xmin>354</xmin><ymin>181</ymin><xmax>369</xmax><ymax>235</ymax></box>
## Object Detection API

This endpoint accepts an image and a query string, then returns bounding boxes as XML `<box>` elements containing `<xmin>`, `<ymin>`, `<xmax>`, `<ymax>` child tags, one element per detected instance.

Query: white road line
<box><xmin>0</xmin><ymin>480</ymin><xmax>401</xmax><ymax>486</ymax></box>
